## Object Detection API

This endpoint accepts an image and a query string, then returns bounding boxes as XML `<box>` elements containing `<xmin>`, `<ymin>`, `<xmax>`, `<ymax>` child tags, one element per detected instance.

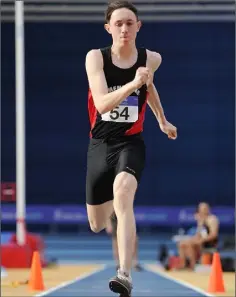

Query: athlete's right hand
<box><xmin>133</xmin><ymin>67</ymin><xmax>150</xmax><ymax>89</ymax></box>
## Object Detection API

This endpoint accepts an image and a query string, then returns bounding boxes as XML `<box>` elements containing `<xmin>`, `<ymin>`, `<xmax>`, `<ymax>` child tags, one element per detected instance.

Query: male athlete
<box><xmin>85</xmin><ymin>1</ymin><xmax>177</xmax><ymax>296</ymax></box>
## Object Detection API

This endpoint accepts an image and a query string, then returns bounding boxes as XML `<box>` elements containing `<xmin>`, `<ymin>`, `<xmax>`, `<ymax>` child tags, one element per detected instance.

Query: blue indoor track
<box><xmin>34</xmin><ymin>234</ymin><xmax>219</xmax><ymax>297</ymax></box>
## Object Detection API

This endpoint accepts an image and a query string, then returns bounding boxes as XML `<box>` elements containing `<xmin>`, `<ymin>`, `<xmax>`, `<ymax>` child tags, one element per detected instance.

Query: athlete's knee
<box><xmin>114</xmin><ymin>179</ymin><xmax>136</xmax><ymax>216</ymax></box>
<box><xmin>113</xmin><ymin>172</ymin><xmax>137</xmax><ymax>201</ymax></box>
<box><xmin>114</xmin><ymin>195</ymin><xmax>133</xmax><ymax>214</ymax></box>
<box><xmin>89</xmin><ymin>219</ymin><xmax>105</xmax><ymax>233</ymax></box>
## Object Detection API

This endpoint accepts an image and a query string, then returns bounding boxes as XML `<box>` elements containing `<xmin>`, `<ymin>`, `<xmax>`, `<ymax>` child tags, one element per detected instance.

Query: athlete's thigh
<box><xmin>86</xmin><ymin>200</ymin><xmax>114</xmax><ymax>230</ymax></box>
<box><xmin>86</xmin><ymin>139</ymin><xmax>114</xmax><ymax>205</ymax></box>
<box><xmin>116</xmin><ymin>137</ymin><xmax>146</xmax><ymax>183</ymax></box>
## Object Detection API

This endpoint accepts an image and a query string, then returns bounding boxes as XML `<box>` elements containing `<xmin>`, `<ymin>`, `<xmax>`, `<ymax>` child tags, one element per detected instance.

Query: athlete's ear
<box><xmin>137</xmin><ymin>20</ymin><xmax>142</xmax><ymax>32</ymax></box>
<box><xmin>104</xmin><ymin>23</ymin><xmax>112</xmax><ymax>34</ymax></box>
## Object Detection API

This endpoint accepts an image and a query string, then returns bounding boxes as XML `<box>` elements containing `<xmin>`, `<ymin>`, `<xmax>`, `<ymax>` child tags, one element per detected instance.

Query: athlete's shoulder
<box><xmin>86</xmin><ymin>46</ymin><xmax>112</xmax><ymax>66</ymax></box>
<box><xmin>86</xmin><ymin>49</ymin><xmax>102</xmax><ymax>62</ymax></box>
<box><xmin>145</xmin><ymin>49</ymin><xmax>162</xmax><ymax>72</ymax></box>
<box><xmin>85</xmin><ymin>48</ymin><xmax>103</xmax><ymax>70</ymax></box>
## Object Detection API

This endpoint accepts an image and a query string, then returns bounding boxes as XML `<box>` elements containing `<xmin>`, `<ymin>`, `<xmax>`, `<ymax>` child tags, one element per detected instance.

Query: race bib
<box><xmin>101</xmin><ymin>96</ymin><xmax>138</xmax><ymax>123</ymax></box>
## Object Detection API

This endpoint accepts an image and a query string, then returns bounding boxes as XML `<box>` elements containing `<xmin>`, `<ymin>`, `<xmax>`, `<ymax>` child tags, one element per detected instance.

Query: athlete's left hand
<box><xmin>159</xmin><ymin>120</ymin><xmax>177</xmax><ymax>140</ymax></box>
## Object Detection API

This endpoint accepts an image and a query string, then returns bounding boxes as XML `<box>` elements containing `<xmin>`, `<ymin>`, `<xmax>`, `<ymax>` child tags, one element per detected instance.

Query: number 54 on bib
<box><xmin>101</xmin><ymin>96</ymin><xmax>138</xmax><ymax>123</ymax></box>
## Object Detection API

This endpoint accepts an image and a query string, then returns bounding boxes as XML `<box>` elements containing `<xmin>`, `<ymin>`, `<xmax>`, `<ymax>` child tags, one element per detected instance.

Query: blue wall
<box><xmin>2</xmin><ymin>22</ymin><xmax>234</xmax><ymax>206</ymax></box>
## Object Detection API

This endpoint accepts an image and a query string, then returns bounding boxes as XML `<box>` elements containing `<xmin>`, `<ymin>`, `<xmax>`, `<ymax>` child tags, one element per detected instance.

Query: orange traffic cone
<box><xmin>28</xmin><ymin>251</ymin><xmax>45</xmax><ymax>291</ymax></box>
<box><xmin>208</xmin><ymin>252</ymin><xmax>225</xmax><ymax>293</ymax></box>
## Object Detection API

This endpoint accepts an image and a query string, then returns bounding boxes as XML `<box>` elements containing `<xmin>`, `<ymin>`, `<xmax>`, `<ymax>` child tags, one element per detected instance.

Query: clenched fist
<box><xmin>133</xmin><ymin>67</ymin><xmax>150</xmax><ymax>89</ymax></box>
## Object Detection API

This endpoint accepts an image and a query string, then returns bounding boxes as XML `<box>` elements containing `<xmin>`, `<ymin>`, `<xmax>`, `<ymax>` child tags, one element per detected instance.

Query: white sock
<box><xmin>118</xmin><ymin>269</ymin><xmax>132</xmax><ymax>281</ymax></box>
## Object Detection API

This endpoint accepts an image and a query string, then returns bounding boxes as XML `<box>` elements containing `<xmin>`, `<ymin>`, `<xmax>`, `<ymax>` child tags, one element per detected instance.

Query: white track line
<box><xmin>35</xmin><ymin>265</ymin><xmax>107</xmax><ymax>297</ymax></box>
<box><xmin>145</xmin><ymin>264</ymin><xmax>215</xmax><ymax>297</ymax></box>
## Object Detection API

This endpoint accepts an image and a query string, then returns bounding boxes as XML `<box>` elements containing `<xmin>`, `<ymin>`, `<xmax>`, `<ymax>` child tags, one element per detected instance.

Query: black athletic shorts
<box><xmin>86</xmin><ymin>133</ymin><xmax>146</xmax><ymax>205</ymax></box>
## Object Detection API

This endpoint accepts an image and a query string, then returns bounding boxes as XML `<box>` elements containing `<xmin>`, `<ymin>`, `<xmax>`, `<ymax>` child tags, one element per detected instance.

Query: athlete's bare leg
<box><xmin>132</xmin><ymin>236</ymin><xmax>138</xmax><ymax>265</ymax></box>
<box><xmin>112</xmin><ymin>237</ymin><xmax>120</xmax><ymax>267</ymax></box>
<box><xmin>112</xmin><ymin>232</ymin><xmax>142</xmax><ymax>271</ymax></box>
<box><xmin>113</xmin><ymin>171</ymin><xmax>137</xmax><ymax>275</ymax></box>
<box><xmin>87</xmin><ymin>200</ymin><xmax>114</xmax><ymax>233</ymax></box>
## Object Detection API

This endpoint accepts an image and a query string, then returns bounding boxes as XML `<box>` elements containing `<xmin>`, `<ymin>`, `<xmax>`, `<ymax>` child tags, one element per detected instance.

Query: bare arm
<box><xmin>85</xmin><ymin>49</ymin><xmax>143</xmax><ymax>114</ymax></box>
<box><xmin>147</xmin><ymin>84</ymin><xmax>166</xmax><ymax>124</ymax></box>
<box><xmin>146</xmin><ymin>50</ymin><xmax>166</xmax><ymax>124</ymax></box>
<box><xmin>202</xmin><ymin>216</ymin><xmax>219</xmax><ymax>243</ymax></box>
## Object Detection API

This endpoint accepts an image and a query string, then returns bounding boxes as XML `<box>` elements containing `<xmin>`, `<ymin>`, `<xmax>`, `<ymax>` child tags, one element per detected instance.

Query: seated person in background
<box><xmin>178</xmin><ymin>202</ymin><xmax>219</xmax><ymax>270</ymax></box>
<box><xmin>106</xmin><ymin>213</ymin><xmax>143</xmax><ymax>272</ymax></box>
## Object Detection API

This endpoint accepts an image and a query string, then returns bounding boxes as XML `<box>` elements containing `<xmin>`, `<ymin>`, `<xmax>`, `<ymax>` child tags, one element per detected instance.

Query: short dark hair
<box><xmin>105</xmin><ymin>1</ymin><xmax>138</xmax><ymax>23</ymax></box>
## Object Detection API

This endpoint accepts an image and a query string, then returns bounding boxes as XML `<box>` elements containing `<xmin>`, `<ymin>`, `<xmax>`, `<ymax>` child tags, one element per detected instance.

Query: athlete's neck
<box><xmin>111</xmin><ymin>43</ymin><xmax>137</xmax><ymax>60</ymax></box>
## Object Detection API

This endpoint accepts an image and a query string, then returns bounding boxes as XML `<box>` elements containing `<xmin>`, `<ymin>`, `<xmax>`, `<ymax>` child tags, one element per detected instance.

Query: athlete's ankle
<box><xmin>118</xmin><ymin>267</ymin><xmax>131</xmax><ymax>278</ymax></box>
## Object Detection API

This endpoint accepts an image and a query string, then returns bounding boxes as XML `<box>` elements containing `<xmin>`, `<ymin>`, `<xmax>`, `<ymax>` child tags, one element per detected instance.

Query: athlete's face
<box><xmin>105</xmin><ymin>8</ymin><xmax>141</xmax><ymax>45</ymax></box>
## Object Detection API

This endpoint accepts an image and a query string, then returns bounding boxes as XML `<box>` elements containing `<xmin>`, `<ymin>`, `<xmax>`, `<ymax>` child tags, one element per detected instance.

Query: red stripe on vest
<box><xmin>125</xmin><ymin>92</ymin><xmax>149</xmax><ymax>136</ymax></box>
<box><xmin>88</xmin><ymin>89</ymin><xmax>97</xmax><ymax>137</ymax></box>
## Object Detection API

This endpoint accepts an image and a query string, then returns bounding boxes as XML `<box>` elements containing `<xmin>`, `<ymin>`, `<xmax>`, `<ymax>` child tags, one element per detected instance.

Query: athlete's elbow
<box><xmin>94</xmin><ymin>102</ymin><xmax>108</xmax><ymax>115</ymax></box>
<box><xmin>94</xmin><ymin>100</ymin><xmax>110</xmax><ymax>114</ymax></box>
<box><xmin>93</xmin><ymin>96</ymin><xmax>113</xmax><ymax>114</ymax></box>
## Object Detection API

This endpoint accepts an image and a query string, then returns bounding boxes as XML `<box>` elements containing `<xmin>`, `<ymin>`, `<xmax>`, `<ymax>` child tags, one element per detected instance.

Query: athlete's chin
<box><xmin>120</xmin><ymin>38</ymin><xmax>132</xmax><ymax>45</ymax></box>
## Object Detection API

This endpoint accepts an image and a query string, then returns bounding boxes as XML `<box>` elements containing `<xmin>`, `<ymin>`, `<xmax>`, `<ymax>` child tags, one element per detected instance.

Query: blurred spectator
<box><xmin>177</xmin><ymin>202</ymin><xmax>219</xmax><ymax>270</ymax></box>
